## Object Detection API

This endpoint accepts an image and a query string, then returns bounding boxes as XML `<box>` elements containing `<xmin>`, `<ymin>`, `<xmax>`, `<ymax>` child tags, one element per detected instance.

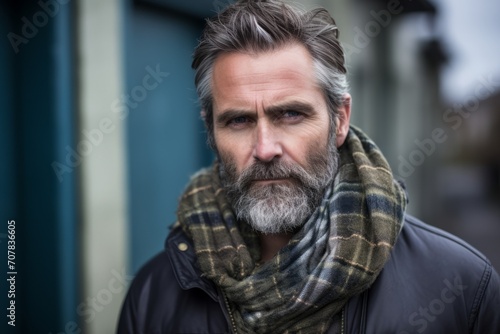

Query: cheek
<box><xmin>215</xmin><ymin>137</ymin><xmax>250</xmax><ymax>174</ymax></box>
<box><xmin>285</xmin><ymin>125</ymin><xmax>330</xmax><ymax>161</ymax></box>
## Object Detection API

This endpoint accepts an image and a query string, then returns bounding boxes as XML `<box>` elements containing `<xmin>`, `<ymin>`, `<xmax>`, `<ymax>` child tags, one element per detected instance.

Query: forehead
<box><xmin>211</xmin><ymin>43</ymin><xmax>324</xmax><ymax>110</ymax></box>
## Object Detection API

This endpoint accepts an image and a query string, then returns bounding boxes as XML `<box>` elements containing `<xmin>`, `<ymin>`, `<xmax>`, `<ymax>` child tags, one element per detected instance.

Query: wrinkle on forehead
<box><xmin>212</xmin><ymin>43</ymin><xmax>322</xmax><ymax>112</ymax></box>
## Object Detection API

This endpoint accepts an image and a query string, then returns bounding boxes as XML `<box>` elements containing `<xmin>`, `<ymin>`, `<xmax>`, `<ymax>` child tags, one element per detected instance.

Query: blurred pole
<box><xmin>77</xmin><ymin>0</ymin><xmax>128</xmax><ymax>333</ymax></box>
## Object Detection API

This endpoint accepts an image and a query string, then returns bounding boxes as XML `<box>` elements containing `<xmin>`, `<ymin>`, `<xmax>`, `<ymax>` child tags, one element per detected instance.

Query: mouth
<box><xmin>252</xmin><ymin>178</ymin><xmax>291</xmax><ymax>184</ymax></box>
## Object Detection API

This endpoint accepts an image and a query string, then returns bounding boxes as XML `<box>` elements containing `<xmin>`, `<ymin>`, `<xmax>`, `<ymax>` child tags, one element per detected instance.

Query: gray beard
<box><xmin>219</xmin><ymin>137</ymin><xmax>339</xmax><ymax>234</ymax></box>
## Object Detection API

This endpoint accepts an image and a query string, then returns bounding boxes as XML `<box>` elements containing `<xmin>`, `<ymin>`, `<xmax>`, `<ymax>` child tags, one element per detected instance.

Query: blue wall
<box><xmin>0</xmin><ymin>5</ymin><xmax>16</xmax><ymax>333</ymax></box>
<box><xmin>0</xmin><ymin>1</ymin><xmax>78</xmax><ymax>333</ymax></box>
<box><xmin>125</xmin><ymin>1</ymin><xmax>213</xmax><ymax>273</ymax></box>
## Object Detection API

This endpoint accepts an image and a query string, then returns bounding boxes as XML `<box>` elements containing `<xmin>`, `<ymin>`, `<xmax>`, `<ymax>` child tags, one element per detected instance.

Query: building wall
<box><xmin>0</xmin><ymin>1</ymin><xmax>78</xmax><ymax>332</ymax></box>
<box><xmin>124</xmin><ymin>2</ymin><xmax>210</xmax><ymax>275</ymax></box>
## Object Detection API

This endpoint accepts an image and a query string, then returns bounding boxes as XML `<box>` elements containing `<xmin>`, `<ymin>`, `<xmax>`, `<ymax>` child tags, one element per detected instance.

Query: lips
<box><xmin>250</xmin><ymin>178</ymin><xmax>298</xmax><ymax>187</ymax></box>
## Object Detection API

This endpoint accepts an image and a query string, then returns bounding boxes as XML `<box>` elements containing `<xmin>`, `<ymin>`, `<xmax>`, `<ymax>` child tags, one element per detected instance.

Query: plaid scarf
<box><xmin>177</xmin><ymin>126</ymin><xmax>407</xmax><ymax>333</ymax></box>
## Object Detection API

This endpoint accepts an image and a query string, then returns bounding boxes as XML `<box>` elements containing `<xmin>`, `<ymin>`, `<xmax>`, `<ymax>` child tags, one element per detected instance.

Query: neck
<box><xmin>259</xmin><ymin>232</ymin><xmax>294</xmax><ymax>262</ymax></box>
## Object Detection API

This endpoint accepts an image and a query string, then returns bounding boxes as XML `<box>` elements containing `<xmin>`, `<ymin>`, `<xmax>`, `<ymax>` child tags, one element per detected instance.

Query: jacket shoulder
<box><xmin>117</xmin><ymin>243</ymin><xmax>177</xmax><ymax>333</ymax></box>
<box><xmin>346</xmin><ymin>215</ymin><xmax>500</xmax><ymax>334</ymax></box>
<box><xmin>117</xmin><ymin>227</ymin><xmax>228</xmax><ymax>334</ymax></box>
<box><xmin>401</xmin><ymin>216</ymin><xmax>500</xmax><ymax>332</ymax></box>
<box><xmin>403</xmin><ymin>215</ymin><xmax>490</xmax><ymax>263</ymax></box>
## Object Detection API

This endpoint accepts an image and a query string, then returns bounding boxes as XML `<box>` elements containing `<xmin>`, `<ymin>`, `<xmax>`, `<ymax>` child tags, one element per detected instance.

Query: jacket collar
<box><xmin>165</xmin><ymin>227</ymin><xmax>219</xmax><ymax>301</ymax></box>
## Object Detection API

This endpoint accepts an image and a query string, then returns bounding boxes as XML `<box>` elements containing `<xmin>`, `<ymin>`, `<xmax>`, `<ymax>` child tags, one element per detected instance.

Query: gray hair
<box><xmin>192</xmin><ymin>0</ymin><xmax>349</xmax><ymax>149</ymax></box>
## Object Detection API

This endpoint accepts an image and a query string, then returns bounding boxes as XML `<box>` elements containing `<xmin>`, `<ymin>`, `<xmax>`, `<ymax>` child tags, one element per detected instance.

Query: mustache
<box><xmin>236</xmin><ymin>160</ymin><xmax>317</xmax><ymax>191</ymax></box>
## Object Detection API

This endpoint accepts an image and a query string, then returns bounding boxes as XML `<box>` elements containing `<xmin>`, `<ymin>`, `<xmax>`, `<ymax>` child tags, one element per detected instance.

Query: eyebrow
<box><xmin>215</xmin><ymin>101</ymin><xmax>316</xmax><ymax>126</ymax></box>
<box><xmin>215</xmin><ymin>109</ymin><xmax>253</xmax><ymax>126</ymax></box>
<box><xmin>265</xmin><ymin>101</ymin><xmax>315</xmax><ymax>117</ymax></box>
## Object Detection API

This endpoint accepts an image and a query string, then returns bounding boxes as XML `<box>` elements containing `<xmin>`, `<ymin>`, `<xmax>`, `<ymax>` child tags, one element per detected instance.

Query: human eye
<box><xmin>231</xmin><ymin>116</ymin><xmax>248</xmax><ymax>123</ymax></box>
<box><xmin>280</xmin><ymin>110</ymin><xmax>304</xmax><ymax>123</ymax></box>
<box><xmin>227</xmin><ymin>116</ymin><xmax>251</xmax><ymax>128</ymax></box>
<box><xmin>283</xmin><ymin>110</ymin><xmax>302</xmax><ymax>118</ymax></box>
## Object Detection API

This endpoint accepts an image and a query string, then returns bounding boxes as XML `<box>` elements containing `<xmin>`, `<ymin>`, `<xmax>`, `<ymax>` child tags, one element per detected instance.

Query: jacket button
<box><xmin>178</xmin><ymin>243</ymin><xmax>188</xmax><ymax>251</ymax></box>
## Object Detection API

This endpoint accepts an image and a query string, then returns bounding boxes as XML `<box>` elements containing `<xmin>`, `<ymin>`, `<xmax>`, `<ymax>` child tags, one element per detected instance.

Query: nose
<box><xmin>253</xmin><ymin>121</ymin><xmax>283</xmax><ymax>162</ymax></box>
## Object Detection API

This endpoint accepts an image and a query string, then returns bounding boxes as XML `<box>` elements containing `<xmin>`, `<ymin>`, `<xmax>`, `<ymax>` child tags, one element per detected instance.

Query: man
<box><xmin>118</xmin><ymin>1</ymin><xmax>500</xmax><ymax>333</ymax></box>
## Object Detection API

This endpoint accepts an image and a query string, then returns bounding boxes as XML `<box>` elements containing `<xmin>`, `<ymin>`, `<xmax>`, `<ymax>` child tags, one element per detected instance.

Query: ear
<box><xmin>335</xmin><ymin>94</ymin><xmax>351</xmax><ymax>147</ymax></box>
<box><xmin>200</xmin><ymin>108</ymin><xmax>207</xmax><ymax>121</ymax></box>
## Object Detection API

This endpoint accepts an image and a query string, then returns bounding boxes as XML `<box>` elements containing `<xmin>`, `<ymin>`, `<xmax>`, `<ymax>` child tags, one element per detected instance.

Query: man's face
<box><xmin>211</xmin><ymin>43</ymin><xmax>350</xmax><ymax>233</ymax></box>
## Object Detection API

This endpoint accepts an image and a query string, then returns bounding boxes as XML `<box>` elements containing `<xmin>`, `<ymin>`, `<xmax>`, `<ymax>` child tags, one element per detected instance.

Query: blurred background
<box><xmin>1</xmin><ymin>0</ymin><xmax>499</xmax><ymax>332</ymax></box>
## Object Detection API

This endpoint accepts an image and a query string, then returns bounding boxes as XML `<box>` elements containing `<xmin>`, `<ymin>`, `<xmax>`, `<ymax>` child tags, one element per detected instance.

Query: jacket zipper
<box><xmin>222</xmin><ymin>291</ymin><xmax>238</xmax><ymax>334</ymax></box>
<box><xmin>360</xmin><ymin>290</ymin><xmax>368</xmax><ymax>334</ymax></box>
<box><xmin>341</xmin><ymin>307</ymin><xmax>345</xmax><ymax>334</ymax></box>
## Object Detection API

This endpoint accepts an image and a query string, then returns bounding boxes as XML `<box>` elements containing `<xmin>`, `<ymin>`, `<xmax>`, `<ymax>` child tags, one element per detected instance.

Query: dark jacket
<box><xmin>117</xmin><ymin>215</ymin><xmax>500</xmax><ymax>333</ymax></box>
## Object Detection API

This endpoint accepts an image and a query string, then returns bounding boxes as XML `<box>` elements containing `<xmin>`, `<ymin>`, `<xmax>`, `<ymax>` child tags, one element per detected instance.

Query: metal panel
<box><xmin>0</xmin><ymin>0</ymin><xmax>78</xmax><ymax>333</ymax></box>
<box><xmin>125</xmin><ymin>2</ymin><xmax>213</xmax><ymax>273</ymax></box>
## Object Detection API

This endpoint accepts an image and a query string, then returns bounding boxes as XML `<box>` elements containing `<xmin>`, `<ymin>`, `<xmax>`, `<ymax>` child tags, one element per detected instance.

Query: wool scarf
<box><xmin>177</xmin><ymin>126</ymin><xmax>407</xmax><ymax>333</ymax></box>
